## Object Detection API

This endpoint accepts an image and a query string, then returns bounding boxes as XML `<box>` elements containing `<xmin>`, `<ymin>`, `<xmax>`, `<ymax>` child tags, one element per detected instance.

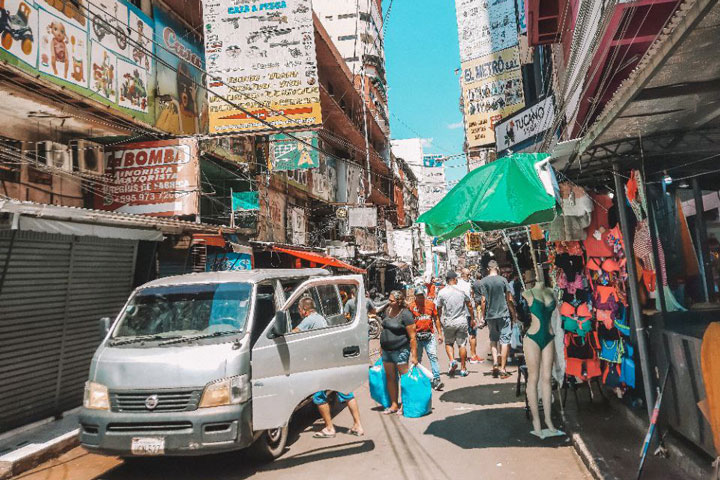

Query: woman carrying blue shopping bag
<box><xmin>379</xmin><ymin>290</ymin><xmax>418</xmax><ymax>415</ymax></box>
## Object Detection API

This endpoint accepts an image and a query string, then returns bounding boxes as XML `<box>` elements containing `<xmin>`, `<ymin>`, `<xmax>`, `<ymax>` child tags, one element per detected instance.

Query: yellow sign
<box><xmin>461</xmin><ymin>46</ymin><xmax>525</xmax><ymax>147</ymax></box>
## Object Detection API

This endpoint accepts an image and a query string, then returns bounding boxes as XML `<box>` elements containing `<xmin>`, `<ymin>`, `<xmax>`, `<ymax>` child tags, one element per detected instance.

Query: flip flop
<box><xmin>313</xmin><ymin>430</ymin><xmax>336</xmax><ymax>438</ymax></box>
<box><xmin>498</xmin><ymin>371</ymin><xmax>512</xmax><ymax>379</ymax></box>
<box><xmin>382</xmin><ymin>408</ymin><xmax>399</xmax><ymax>415</ymax></box>
<box><xmin>349</xmin><ymin>428</ymin><xmax>365</xmax><ymax>436</ymax></box>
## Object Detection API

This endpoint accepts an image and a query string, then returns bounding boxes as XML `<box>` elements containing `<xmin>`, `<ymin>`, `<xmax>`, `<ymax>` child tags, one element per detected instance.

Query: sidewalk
<box><xmin>0</xmin><ymin>410</ymin><xmax>80</xmax><ymax>480</ymax></box>
<box><xmin>561</xmin><ymin>386</ymin><xmax>715</xmax><ymax>480</ymax></box>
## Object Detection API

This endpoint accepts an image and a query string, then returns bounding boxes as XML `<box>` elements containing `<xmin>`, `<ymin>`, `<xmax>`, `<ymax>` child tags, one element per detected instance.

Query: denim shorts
<box><xmin>488</xmin><ymin>316</ymin><xmax>512</xmax><ymax>344</ymax></box>
<box><xmin>312</xmin><ymin>391</ymin><xmax>354</xmax><ymax>405</ymax></box>
<box><xmin>381</xmin><ymin>347</ymin><xmax>410</xmax><ymax>365</ymax></box>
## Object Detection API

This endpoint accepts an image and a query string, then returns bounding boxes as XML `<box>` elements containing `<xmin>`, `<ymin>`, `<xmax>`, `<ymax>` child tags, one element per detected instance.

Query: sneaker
<box><xmin>448</xmin><ymin>361</ymin><xmax>458</xmax><ymax>377</ymax></box>
<box><xmin>431</xmin><ymin>377</ymin><xmax>445</xmax><ymax>391</ymax></box>
<box><xmin>469</xmin><ymin>355</ymin><xmax>482</xmax><ymax>364</ymax></box>
<box><xmin>458</xmin><ymin>370</ymin><xmax>469</xmax><ymax>377</ymax></box>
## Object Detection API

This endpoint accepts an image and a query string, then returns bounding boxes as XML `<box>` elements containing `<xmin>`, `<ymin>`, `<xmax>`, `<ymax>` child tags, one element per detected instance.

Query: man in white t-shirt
<box><xmin>436</xmin><ymin>271</ymin><xmax>474</xmax><ymax>377</ymax></box>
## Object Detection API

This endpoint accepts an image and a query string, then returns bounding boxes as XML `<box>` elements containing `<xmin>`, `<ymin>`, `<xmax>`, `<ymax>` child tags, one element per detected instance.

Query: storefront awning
<box><xmin>272</xmin><ymin>246</ymin><xmax>366</xmax><ymax>274</ymax></box>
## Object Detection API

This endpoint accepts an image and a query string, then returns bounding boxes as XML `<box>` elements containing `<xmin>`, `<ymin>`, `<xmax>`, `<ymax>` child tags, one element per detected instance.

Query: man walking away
<box><xmin>457</xmin><ymin>268</ymin><xmax>481</xmax><ymax>364</ymax></box>
<box><xmin>436</xmin><ymin>271</ymin><xmax>474</xmax><ymax>377</ymax></box>
<box><xmin>293</xmin><ymin>297</ymin><xmax>364</xmax><ymax>437</ymax></box>
<box><xmin>478</xmin><ymin>260</ymin><xmax>518</xmax><ymax>379</ymax></box>
<box><xmin>408</xmin><ymin>287</ymin><xmax>444</xmax><ymax>391</ymax></box>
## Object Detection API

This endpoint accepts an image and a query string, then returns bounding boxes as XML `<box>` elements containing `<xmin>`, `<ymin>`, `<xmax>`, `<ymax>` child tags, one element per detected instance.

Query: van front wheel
<box><xmin>251</xmin><ymin>426</ymin><xmax>288</xmax><ymax>461</ymax></box>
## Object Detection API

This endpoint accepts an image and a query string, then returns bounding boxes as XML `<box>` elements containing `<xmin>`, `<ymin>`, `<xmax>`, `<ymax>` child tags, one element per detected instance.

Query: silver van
<box><xmin>79</xmin><ymin>269</ymin><xmax>368</xmax><ymax>460</ymax></box>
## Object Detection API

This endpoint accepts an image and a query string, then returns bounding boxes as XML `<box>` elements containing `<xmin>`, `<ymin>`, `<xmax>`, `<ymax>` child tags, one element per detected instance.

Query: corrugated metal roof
<box><xmin>0</xmin><ymin>198</ymin><xmax>237</xmax><ymax>236</ymax></box>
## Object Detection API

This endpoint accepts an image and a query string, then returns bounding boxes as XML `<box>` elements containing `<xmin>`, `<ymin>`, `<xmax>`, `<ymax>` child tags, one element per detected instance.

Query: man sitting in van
<box><xmin>292</xmin><ymin>297</ymin><xmax>364</xmax><ymax>438</ymax></box>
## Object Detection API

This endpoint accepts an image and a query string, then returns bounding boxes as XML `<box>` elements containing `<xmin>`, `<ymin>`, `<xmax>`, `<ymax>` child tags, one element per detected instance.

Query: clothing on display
<box><xmin>583</xmin><ymin>194</ymin><xmax>615</xmax><ymax>258</ymax></box>
<box><xmin>526</xmin><ymin>292</ymin><xmax>556</xmax><ymax>350</ymax></box>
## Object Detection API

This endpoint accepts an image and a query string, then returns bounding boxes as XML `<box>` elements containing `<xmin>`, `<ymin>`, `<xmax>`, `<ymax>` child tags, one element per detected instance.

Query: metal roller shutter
<box><xmin>0</xmin><ymin>231</ymin><xmax>138</xmax><ymax>432</ymax></box>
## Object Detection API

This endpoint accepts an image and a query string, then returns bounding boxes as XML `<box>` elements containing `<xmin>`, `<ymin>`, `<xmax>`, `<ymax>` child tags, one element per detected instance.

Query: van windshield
<box><xmin>112</xmin><ymin>283</ymin><xmax>252</xmax><ymax>342</ymax></box>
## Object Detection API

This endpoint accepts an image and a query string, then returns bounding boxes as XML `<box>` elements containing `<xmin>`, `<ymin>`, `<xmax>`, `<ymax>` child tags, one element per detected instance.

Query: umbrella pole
<box><xmin>503</xmin><ymin>231</ymin><xmax>525</xmax><ymax>291</ymax></box>
<box><xmin>526</xmin><ymin>226</ymin><xmax>542</xmax><ymax>285</ymax></box>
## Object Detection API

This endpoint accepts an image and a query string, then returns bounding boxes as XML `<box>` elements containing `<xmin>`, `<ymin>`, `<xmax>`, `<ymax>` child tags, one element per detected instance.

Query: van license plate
<box><xmin>131</xmin><ymin>437</ymin><xmax>165</xmax><ymax>456</ymax></box>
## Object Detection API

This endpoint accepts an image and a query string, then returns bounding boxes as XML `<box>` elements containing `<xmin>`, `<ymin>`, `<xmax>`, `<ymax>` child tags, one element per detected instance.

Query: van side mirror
<box><xmin>267</xmin><ymin>311</ymin><xmax>287</xmax><ymax>339</ymax></box>
<box><xmin>99</xmin><ymin>317</ymin><xmax>111</xmax><ymax>341</ymax></box>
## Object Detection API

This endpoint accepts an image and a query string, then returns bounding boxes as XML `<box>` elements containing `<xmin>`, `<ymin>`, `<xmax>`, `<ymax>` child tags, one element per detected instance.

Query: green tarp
<box><xmin>417</xmin><ymin>153</ymin><xmax>557</xmax><ymax>241</ymax></box>
<box><xmin>232</xmin><ymin>191</ymin><xmax>259</xmax><ymax>211</ymax></box>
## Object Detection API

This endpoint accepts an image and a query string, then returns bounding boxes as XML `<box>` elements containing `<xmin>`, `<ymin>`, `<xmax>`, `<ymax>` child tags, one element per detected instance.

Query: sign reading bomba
<box><xmin>97</xmin><ymin>139</ymin><xmax>200</xmax><ymax>217</ymax></box>
<box><xmin>202</xmin><ymin>0</ymin><xmax>322</xmax><ymax>134</ymax></box>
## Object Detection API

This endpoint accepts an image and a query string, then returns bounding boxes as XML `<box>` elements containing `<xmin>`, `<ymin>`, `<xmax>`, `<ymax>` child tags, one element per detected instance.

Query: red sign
<box><xmin>96</xmin><ymin>139</ymin><xmax>200</xmax><ymax>217</ymax></box>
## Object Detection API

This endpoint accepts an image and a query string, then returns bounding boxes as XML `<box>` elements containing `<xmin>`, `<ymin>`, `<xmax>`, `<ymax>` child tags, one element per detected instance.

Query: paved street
<box><xmin>17</xmin><ymin>338</ymin><xmax>590</xmax><ymax>480</ymax></box>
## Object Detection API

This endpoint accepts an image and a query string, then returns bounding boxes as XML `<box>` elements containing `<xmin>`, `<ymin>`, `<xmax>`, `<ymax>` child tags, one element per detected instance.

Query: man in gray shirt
<box><xmin>436</xmin><ymin>271</ymin><xmax>474</xmax><ymax>377</ymax></box>
<box><xmin>477</xmin><ymin>260</ymin><xmax>517</xmax><ymax>379</ymax></box>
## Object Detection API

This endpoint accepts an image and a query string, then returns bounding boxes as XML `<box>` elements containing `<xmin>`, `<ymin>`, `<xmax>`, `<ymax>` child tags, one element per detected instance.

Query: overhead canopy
<box><xmin>273</xmin><ymin>246</ymin><xmax>367</xmax><ymax>274</ymax></box>
<box><xmin>417</xmin><ymin>153</ymin><xmax>557</xmax><ymax>241</ymax></box>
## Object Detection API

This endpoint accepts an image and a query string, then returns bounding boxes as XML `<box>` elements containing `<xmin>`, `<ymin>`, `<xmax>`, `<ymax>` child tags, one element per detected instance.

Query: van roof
<box><xmin>138</xmin><ymin>269</ymin><xmax>331</xmax><ymax>290</ymax></box>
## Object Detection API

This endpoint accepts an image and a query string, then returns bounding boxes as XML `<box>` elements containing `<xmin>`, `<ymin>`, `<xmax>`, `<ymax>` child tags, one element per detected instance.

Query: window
<box><xmin>288</xmin><ymin>281</ymin><xmax>356</xmax><ymax>333</ymax></box>
<box><xmin>338</xmin><ymin>35</ymin><xmax>357</xmax><ymax>41</ymax></box>
<box><xmin>250</xmin><ymin>283</ymin><xmax>276</xmax><ymax>347</ymax></box>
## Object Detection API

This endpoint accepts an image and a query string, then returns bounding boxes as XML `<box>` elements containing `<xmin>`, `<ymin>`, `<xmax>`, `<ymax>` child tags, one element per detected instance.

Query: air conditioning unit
<box><xmin>36</xmin><ymin>141</ymin><xmax>71</xmax><ymax>172</ymax></box>
<box><xmin>70</xmin><ymin>140</ymin><xmax>105</xmax><ymax>175</ymax></box>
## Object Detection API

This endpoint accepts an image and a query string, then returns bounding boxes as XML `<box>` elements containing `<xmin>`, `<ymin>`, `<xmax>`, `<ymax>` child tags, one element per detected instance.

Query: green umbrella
<box><xmin>417</xmin><ymin>153</ymin><xmax>557</xmax><ymax>241</ymax></box>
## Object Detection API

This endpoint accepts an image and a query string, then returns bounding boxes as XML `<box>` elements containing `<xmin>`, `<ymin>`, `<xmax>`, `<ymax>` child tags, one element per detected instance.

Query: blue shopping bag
<box><xmin>400</xmin><ymin>365</ymin><xmax>432</xmax><ymax>418</ymax></box>
<box><xmin>369</xmin><ymin>359</ymin><xmax>391</xmax><ymax>408</ymax></box>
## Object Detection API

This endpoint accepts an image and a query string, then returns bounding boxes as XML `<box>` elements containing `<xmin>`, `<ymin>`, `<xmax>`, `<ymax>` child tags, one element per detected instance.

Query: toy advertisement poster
<box><xmin>90</xmin><ymin>41</ymin><xmax>117</xmax><ymax>101</ymax></box>
<box><xmin>0</xmin><ymin>0</ymin><xmax>39</xmax><ymax>66</ymax></box>
<box><xmin>153</xmin><ymin>5</ymin><xmax>206</xmax><ymax>135</ymax></box>
<box><xmin>117</xmin><ymin>56</ymin><xmax>148</xmax><ymax>112</ymax></box>
<box><xmin>38</xmin><ymin>8</ymin><xmax>88</xmax><ymax>87</ymax></box>
<box><xmin>88</xmin><ymin>0</ymin><xmax>129</xmax><ymax>55</ymax></box>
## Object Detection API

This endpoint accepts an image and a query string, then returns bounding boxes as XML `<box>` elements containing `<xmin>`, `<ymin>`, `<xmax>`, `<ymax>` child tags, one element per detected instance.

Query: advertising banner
<box><xmin>153</xmin><ymin>6</ymin><xmax>206</xmax><ymax>134</ymax></box>
<box><xmin>97</xmin><ymin>138</ymin><xmax>200</xmax><ymax>216</ymax></box>
<box><xmin>461</xmin><ymin>46</ymin><xmax>525</xmax><ymax>147</ymax></box>
<box><xmin>310</xmin><ymin>156</ymin><xmax>336</xmax><ymax>202</ymax></box>
<box><xmin>232</xmin><ymin>191</ymin><xmax>259</xmax><ymax>210</ymax></box>
<box><xmin>517</xmin><ymin>0</ymin><xmax>527</xmax><ymax>34</ymax></box>
<box><xmin>0</xmin><ymin>0</ymin><xmax>154</xmax><ymax>122</ymax></box>
<box><xmin>202</xmin><ymin>0</ymin><xmax>322</xmax><ymax>134</ymax></box>
<box><xmin>455</xmin><ymin>0</ymin><xmax>518</xmax><ymax>62</ymax></box>
<box><xmin>257</xmin><ymin>187</ymin><xmax>286</xmax><ymax>242</ymax></box>
<box><xmin>270</xmin><ymin>131</ymin><xmax>319</xmax><ymax>171</ymax></box>
<box><xmin>495</xmin><ymin>95</ymin><xmax>555</xmax><ymax>153</ymax></box>
<box><xmin>201</xmin><ymin>136</ymin><xmax>254</xmax><ymax>165</ymax></box>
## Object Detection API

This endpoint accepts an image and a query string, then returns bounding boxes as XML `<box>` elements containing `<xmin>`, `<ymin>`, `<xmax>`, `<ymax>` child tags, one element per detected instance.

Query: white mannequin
<box><xmin>522</xmin><ymin>269</ymin><xmax>564</xmax><ymax>439</ymax></box>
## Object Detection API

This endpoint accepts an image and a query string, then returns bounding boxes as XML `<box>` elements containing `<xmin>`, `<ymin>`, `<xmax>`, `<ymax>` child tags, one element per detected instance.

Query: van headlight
<box><xmin>199</xmin><ymin>374</ymin><xmax>250</xmax><ymax>408</ymax></box>
<box><xmin>83</xmin><ymin>381</ymin><xmax>110</xmax><ymax>410</ymax></box>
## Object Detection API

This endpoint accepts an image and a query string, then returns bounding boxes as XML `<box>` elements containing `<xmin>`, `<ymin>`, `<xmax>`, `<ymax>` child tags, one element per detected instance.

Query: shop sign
<box><xmin>495</xmin><ymin>95</ymin><xmax>555</xmax><ymax>153</ymax></box>
<box><xmin>257</xmin><ymin>187</ymin><xmax>286</xmax><ymax>242</ymax></box>
<box><xmin>206</xmin><ymin>252</ymin><xmax>252</xmax><ymax>271</ymax></box>
<box><xmin>465</xmin><ymin>232</ymin><xmax>483</xmax><ymax>251</ymax></box>
<box><xmin>461</xmin><ymin>46</ymin><xmax>525</xmax><ymax>147</ymax></box>
<box><xmin>202</xmin><ymin>0</ymin><xmax>322</xmax><ymax>134</ymax></box>
<box><xmin>353</xmin><ymin>228</ymin><xmax>378</xmax><ymax>253</ymax></box>
<box><xmin>270</xmin><ymin>131</ymin><xmax>319</xmax><ymax>171</ymax></box>
<box><xmin>0</xmin><ymin>0</ymin><xmax>155</xmax><ymax>122</ymax></box>
<box><xmin>153</xmin><ymin>6</ymin><xmax>207</xmax><ymax>134</ymax></box>
<box><xmin>455</xmin><ymin>0</ymin><xmax>518</xmax><ymax>62</ymax></box>
<box><xmin>97</xmin><ymin>138</ymin><xmax>200</xmax><ymax>217</ymax></box>
<box><xmin>289</xmin><ymin>205</ymin><xmax>306</xmax><ymax>245</ymax></box>
<box><xmin>348</xmin><ymin>207</ymin><xmax>377</xmax><ymax>228</ymax></box>
<box><xmin>517</xmin><ymin>0</ymin><xmax>527</xmax><ymax>34</ymax></box>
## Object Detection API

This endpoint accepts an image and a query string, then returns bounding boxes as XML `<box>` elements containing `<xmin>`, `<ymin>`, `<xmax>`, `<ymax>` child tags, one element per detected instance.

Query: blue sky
<box><xmin>383</xmin><ymin>0</ymin><xmax>467</xmax><ymax>185</ymax></box>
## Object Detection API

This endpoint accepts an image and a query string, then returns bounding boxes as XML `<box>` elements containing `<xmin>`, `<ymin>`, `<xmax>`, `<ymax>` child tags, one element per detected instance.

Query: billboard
<box><xmin>153</xmin><ymin>6</ymin><xmax>207</xmax><ymax>134</ymax></box>
<box><xmin>495</xmin><ymin>95</ymin><xmax>555</xmax><ymax>154</ymax></box>
<box><xmin>270</xmin><ymin>131</ymin><xmax>319</xmax><ymax>171</ymax></box>
<box><xmin>455</xmin><ymin>0</ymin><xmax>518</xmax><ymax>62</ymax></box>
<box><xmin>97</xmin><ymin>139</ymin><xmax>200</xmax><ymax>216</ymax></box>
<box><xmin>461</xmin><ymin>46</ymin><xmax>525</xmax><ymax>147</ymax></box>
<box><xmin>202</xmin><ymin>0</ymin><xmax>322</xmax><ymax>134</ymax></box>
<box><xmin>0</xmin><ymin>0</ymin><xmax>154</xmax><ymax>123</ymax></box>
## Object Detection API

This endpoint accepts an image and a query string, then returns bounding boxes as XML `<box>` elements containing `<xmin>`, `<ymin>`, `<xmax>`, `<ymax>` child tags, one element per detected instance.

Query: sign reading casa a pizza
<box><xmin>97</xmin><ymin>138</ymin><xmax>200</xmax><ymax>216</ymax></box>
